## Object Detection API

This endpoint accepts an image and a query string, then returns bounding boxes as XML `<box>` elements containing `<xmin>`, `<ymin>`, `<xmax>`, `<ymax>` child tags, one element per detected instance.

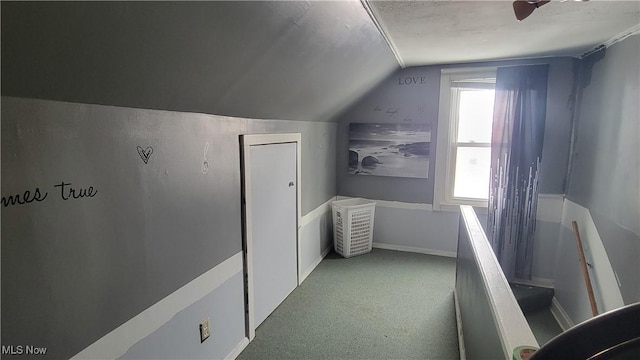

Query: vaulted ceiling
<box><xmin>1</xmin><ymin>1</ymin><xmax>397</xmax><ymax>122</ymax></box>
<box><xmin>2</xmin><ymin>1</ymin><xmax>639</xmax><ymax>122</ymax></box>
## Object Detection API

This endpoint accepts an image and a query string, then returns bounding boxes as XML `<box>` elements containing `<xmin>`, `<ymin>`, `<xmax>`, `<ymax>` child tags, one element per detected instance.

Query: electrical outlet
<box><xmin>199</xmin><ymin>317</ymin><xmax>211</xmax><ymax>343</ymax></box>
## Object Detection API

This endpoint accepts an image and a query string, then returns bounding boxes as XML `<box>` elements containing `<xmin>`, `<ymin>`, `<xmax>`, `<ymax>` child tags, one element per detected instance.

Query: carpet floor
<box><xmin>237</xmin><ymin>249</ymin><xmax>459</xmax><ymax>360</ymax></box>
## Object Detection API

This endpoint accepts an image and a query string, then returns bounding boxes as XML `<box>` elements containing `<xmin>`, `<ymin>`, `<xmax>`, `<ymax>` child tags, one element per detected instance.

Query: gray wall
<box><xmin>1</xmin><ymin>1</ymin><xmax>391</xmax><ymax>356</ymax></box>
<box><xmin>372</xmin><ymin>204</ymin><xmax>460</xmax><ymax>255</ymax></box>
<box><xmin>565</xmin><ymin>34</ymin><xmax>640</xmax><ymax>304</ymax></box>
<box><xmin>1</xmin><ymin>1</ymin><xmax>398</xmax><ymax>122</ymax></box>
<box><xmin>1</xmin><ymin>97</ymin><xmax>336</xmax><ymax>359</ymax></box>
<box><xmin>336</xmin><ymin>58</ymin><xmax>576</xmax><ymax>202</ymax></box>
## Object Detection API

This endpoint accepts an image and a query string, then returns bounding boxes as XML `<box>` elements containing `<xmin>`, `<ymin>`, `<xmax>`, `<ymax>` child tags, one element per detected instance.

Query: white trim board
<box><xmin>511</xmin><ymin>277</ymin><xmax>555</xmax><ymax>289</ymax></box>
<box><xmin>71</xmin><ymin>252</ymin><xmax>244</xmax><ymax>360</ymax></box>
<box><xmin>360</xmin><ymin>0</ymin><xmax>405</xmax><ymax>68</ymax></box>
<box><xmin>560</xmin><ymin>199</ymin><xmax>624</xmax><ymax>313</ymax></box>
<box><xmin>550</xmin><ymin>297</ymin><xmax>574</xmax><ymax>332</ymax></box>
<box><xmin>536</xmin><ymin>194</ymin><xmax>564</xmax><ymax>223</ymax></box>
<box><xmin>300</xmin><ymin>247</ymin><xmax>332</xmax><ymax>284</ymax></box>
<box><xmin>299</xmin><ymin>197</ymin><xmax>335</xmax><ymax>284</ymax></box>
<box><xmin>300</xmin><ymin>196</ymin><xmax>336</xmax><ymax>227</ymax></box>
<box><xmin>372</xmin><ymin>243</ymin><xmax>456</xmax><ymax>258</ymax></box>
<box><xmin>336</xmin><ymin>195</ymin><xmax>432</xmax><ymax>211</ymax></box>
<box><xmin>240</xmin><ymin>133</ymin><xmax>302</xmax><ymax>341</ymax></box>
<box><xmin>580</xmin><ymin>23</ymin><xmax>640</xmax><ymax>58</ymax></box>
<box><xmin>453</xmin><ymin>290</ymin><xmax>467</xmax><ymax>360</ymax></box>
<box><xmin>337</xmin><ymin>194</ymin><xmax>561</xmax><ymax>216</ymax></box>
<box><xmin>433</xmin><ymin>68</ymin><xmax>497</xmax><ymax>211</ymax></box>
<box><xmin>225</xmin><ymin>337</ymin><xmax>249</xmax><ymax>360</ymax></box>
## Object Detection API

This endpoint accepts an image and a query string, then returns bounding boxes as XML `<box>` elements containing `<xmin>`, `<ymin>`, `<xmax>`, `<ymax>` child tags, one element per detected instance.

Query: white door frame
<box><xmin>240</xmin><ymin>133</ymin><xmax>302</xmax><ymax>341</ymax></box>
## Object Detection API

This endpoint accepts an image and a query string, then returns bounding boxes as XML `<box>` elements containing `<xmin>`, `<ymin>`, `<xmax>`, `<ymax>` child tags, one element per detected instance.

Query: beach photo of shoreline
<box><xmin>348</xmin><ymin>123</ymin><xmax>430</xmax><ymax>178</ymax></box>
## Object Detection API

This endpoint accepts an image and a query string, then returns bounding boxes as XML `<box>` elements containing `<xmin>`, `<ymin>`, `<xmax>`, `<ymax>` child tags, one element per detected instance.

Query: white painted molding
<box><xmin>337</xmin><ymin>194</ymin><xmax>563</xmax><ymax>219</ymax></box>
<box><xmin>433</xmin><ymin>67</ymin><xmax>497</xmax><ymax>211</ymax></box>
<box><xmin>299</xmin><ymin>197</ymin><xmax>335</xmax><ymax>284</ymax></box>
<box><xmin>300</xmin><ymin>196</ymin><xmax>336</xmax><ymax>227</ymax></box>
<box><xmin>580</xmin><ymin>23</ymin><xmax>640</xmax><ymax>58</ymax></box>
<box><xmin>561</xmin><ymin>199</ymin><xmax>624</xmax><ymax>313</ymax></box>
<box><xmin>240</xmin><ymin>133</ymin><xmax>301</xmax><ymax>147</ymax></box>
<box><xmin>433</xmin><ymin>71</ymin><xmax>453</xmax><ymax>212</ymax></box>
<box><xmin>536</xmin><ymin>194</ymin><xmax>564</xmax><ymax>223</ymax></box>
<box><xmin>441</xmin><ymin>66</ymin><xmax>500</xmax><ymax>75</ymax></box>
<box><xmin>550</xmin><ymin>297</ymin><xmax>574</xmax><ymax>332</ymax></box>
<box><xmin>373</xmin><ymin>199</ymin><xmax>433</xmax><ymax>211</ymax></box>
<box><xmin>300</xmin><ymin>246</ymin><xmax>332</xmax><ymax>284</ymax></box>
<box><xmin>225</xmin><ymin>337</ymin><xmax>249</xmax><ymax>360</ymax></box>
<box><xmin>336</xmin><ymin>195</ymin><xmax>433</xmax><ymax>211</ymax></box>
<box><xmin>453</xmin><ymin>290</ymin><xmax>467</xmax><ymax>360</ymax></box>
<box><xmin>360</xmin><ymin>0</ymin><xmax>405</xmax><ymax>68</ymax></box>
<box><xmin>240</xmin><ymin>133</ymin><xmax>302</xmax><ymax>340</ymax></box>
<box><xmin>71</xmin><ymin>252</ymin><xmax>244</xmax><ymax>360</ymax></box>
<box><xmin>372</xmin><ymin>242</ymin><xmax>456</xmax><ymax>258</ymax></box>
<box><xmin>512</xmin><ymin>277</ymin><xmax>555</xmax><ymax>289</ymax></box>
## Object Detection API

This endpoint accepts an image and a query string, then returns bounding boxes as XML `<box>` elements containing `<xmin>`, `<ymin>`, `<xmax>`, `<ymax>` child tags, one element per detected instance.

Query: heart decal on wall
<box><xmin>136</xmin><ymin>146</ymin><xmax>153</xmax><ymax>164</ymax></box>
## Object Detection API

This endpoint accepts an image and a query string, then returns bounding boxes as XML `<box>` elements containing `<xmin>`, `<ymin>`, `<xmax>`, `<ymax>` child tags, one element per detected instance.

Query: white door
<box><xmin>249</xmin><ymin>142</ymin><xmax>298</xmax><ymax>328</ymax></box>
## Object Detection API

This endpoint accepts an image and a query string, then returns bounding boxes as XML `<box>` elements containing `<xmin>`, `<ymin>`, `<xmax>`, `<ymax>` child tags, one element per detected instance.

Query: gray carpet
<box><xmin>237</xmin><ymin>249</ymin><xmax>459</xmax><ymax>360</ymax></box>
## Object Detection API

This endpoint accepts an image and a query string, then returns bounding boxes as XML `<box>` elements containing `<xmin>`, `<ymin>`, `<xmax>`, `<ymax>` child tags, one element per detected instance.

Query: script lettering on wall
<box><xmin>372</xmin><ymin>105</ymin><xmax>427</xmax><ymax>123</ymax></box>
<box><xmin>53</xmin><ymin>181</ymin><xmax>98</xmax><ymax>200</ymax></box>
<box><xmin>385</xmin><ymin>108</ymin><xmax>400</xmax><ymax>119</ymax></box>
<box><xmin>2</xmin><ymin>181</ymin><xmax>98</xmax><ymax>207</ymax></box>
<box><xmin>0</xmin><ymin>188</ymin><xmax>48</xmax><ymax>207</ymax></box>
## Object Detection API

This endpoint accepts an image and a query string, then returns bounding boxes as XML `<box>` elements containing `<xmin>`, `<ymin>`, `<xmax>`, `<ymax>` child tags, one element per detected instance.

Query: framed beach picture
<box><xmin>348</xmin><ymin>123</ymin><xmax>430</xmax><ymax>178</ymax></box>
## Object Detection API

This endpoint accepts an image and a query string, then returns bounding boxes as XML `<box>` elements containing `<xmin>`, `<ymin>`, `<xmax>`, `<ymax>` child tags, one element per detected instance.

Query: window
<box><xmin>434</xmin><ymin>68</ymin><xmax>496</xmax><ymax>210</ymax></box>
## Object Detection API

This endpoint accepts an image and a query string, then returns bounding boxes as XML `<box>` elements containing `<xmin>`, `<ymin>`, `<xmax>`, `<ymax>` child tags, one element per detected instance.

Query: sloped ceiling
<box><xmin>368</xmin><ymin>0</ymin><xmax>640</xmax><ymax>66</ymax></box>
<box><xmin>1</xmin><ymin>1</ymin><xmax>398</xmax><ymax>122</ymax></box>
<box><xmin>5</xmin><ymin>1</ymin><xmax>638</xmax><ymax>122</ymax></box>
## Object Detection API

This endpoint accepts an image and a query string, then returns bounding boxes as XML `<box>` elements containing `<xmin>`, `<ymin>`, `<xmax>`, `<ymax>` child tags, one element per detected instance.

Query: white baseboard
<box><xmin>336</xmin><ymin>195</ymin><xmax>432</xmax><ymax>210</ymax></box>
<box><xmin>372</xmin><ymin>242</ymin><xmax>456</xmax><ymax>258</ymax></box>
<box><xmin>453</xmin><ymin>290</ymin><xmax>466</xmax><ymax>360</ymax></box>
<box><xmin>512</xmin><ymin>277</ymin><xmax>555</xmax><ymax>289</ymax></box>
<box><xmin>561</xmin><ymin>199</ymin><xmax>624</xmax><ymax>312</ymax></box>
<box><xmin>225</xmin><ymin>337</ymin><xmax>249</xmax><ymax>360</ymax></box>
<box><xmin>299</xmin><ymin>196</ymin><xmax>335</xmax><ymax>286</ymax></box>
<box><xmin>300</xmin><ymin>246</ymin><xmax>332</xmax><ymax>284</ymax></box>
<box><xmin>550</xmin><ymin>297</ymin><xmax>574</xmax><ymax>332</ymax></box>
<box><xmin>536</xmin><ymin>194</ymin><xmax>564</xmax><ymax>223</ymax></box>
<box><xmin>301</xmin><ymin>196</ymin><xmax>336</xmax><ymax>227</ymax></box>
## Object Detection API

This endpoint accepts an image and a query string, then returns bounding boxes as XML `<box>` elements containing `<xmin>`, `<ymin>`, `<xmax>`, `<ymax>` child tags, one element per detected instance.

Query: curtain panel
<box><xmin>488</xmin><ymin>64</ymin><xmax>549</xmax><ymax>281</ymax></box>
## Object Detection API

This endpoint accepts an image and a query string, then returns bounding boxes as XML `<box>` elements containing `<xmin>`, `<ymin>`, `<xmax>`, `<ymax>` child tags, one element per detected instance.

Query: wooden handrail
<box><xmin>571</xmin><ymin>221</ymin><xmax>598</xmax><ymax>316</ymax></box>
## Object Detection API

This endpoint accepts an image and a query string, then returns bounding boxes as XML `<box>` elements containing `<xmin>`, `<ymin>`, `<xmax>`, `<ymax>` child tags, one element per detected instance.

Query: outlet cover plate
<box><xmin>199</xmin><ymin>317</ymin><xmax>210</xmax><ymax>343</ymax></box>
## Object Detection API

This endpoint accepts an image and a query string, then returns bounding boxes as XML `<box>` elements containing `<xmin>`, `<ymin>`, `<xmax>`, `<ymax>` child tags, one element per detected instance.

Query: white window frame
<box><xmin>433</xmin><ymin>67</ymin><xmax>497</xmax><ymax>211</ymax></box>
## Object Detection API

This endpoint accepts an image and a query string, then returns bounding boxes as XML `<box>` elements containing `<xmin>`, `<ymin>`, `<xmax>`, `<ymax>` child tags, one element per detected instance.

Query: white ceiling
<box><xmin>367</xmin><ymin>0</ymin><xmax>640</xmax><ymax>66</ymax></box>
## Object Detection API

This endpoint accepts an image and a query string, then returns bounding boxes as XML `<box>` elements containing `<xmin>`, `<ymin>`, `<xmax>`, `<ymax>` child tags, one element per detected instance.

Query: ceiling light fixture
<box><xmin>512</xmin><ymin>0</ymin><xmax>550</xmax><ymax>21</ymax></box>
<box><xmin>513</xmin><ymin>0</ymin><xmax>590</xmax><ymax>21</ymax></box>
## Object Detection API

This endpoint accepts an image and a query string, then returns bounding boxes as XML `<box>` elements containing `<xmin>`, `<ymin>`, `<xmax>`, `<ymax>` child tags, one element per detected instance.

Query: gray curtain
<box><xmin>488</xmin><ymin>64</ymin><xmax>549</xmax><ymax>281</ymax></box>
